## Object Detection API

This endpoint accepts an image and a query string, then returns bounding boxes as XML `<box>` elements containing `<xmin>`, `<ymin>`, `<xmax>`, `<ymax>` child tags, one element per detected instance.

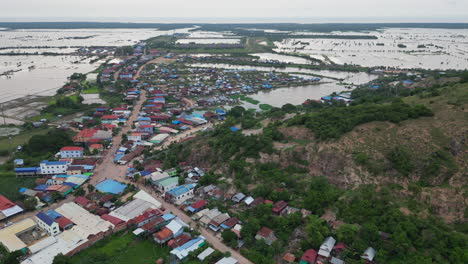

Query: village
<box><xmin>0</xmin><ymin>36</ymin><xmax>442</xmax><ymax>264</ymax></box>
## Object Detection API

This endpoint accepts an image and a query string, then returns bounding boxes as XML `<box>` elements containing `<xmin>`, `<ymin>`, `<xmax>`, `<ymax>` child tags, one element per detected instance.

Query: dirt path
<box><xmin>137</xmin><ymin>185</ymin><xmax>253</xmax><ymax>264</ymax></box>
<box><xmin>133</xmin><ymin>56</ymin><xmax>176</xmax><ymax>80</ymax></box>
<box><xmin>90</xmin><ymin>91</ymin><xmax>147</xmax><ymax>185</ymax></box>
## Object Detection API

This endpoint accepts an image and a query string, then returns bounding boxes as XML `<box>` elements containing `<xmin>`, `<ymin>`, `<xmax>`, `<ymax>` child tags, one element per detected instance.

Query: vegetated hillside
<box><xmin>168</xmin><ymin>82</ymin><xmax>467</xmax><ymax>224</ymax></box>
<box><xmin>154</xmin><ymin>82</ymin><xmax>467</xmax><ymax>263</ymax></box>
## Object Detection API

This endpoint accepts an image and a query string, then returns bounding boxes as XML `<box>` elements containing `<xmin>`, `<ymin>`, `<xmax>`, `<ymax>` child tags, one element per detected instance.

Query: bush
<box><xmin>387</xmin><ymin>146</ymin><xmax>413</xmax><ymax>176</ymax></box>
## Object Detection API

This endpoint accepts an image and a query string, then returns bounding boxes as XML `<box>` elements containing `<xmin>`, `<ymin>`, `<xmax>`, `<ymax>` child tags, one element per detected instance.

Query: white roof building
<box><xmin>318</xmin><ymin>236</ymin><xmax>336</xmax><ymax>258</ymax></box>
<box><xmin>109</xmin><ymin>199</ymin><xmax>156</xmax><ymax>222</ymax></box>
<box><xmin>21</xmin><ymin>230</ymin><xmax>87</xmax><ymax>264</ymax></box>
<box><xmin>133</xmin><ymin>190</ymin><xmax>162</xmax><ymax>208</ymax></box>
<box><xmin>55</xmin><ymin>202</ymin><xmax>113</xmax><ymax>238</ymax></box>
<box><xmin>215</xmin><ymin>257</ymin><xmax>238</xmax><ymax>264</ymax></box>
<box><xmin>0</xmin><ymin>218</ymin><xmax>37</xmax><ymax>252</ymax></box>
<box><xmin>197</xmin><ymin>247</ymin><xmax>215</xmax><ymax>261</ymax></box>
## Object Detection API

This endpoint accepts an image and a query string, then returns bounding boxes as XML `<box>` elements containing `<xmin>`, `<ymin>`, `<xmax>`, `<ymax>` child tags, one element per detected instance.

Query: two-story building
<box><xmin>165</xmin><ymin>184</ymin><xmax>195</xmax><ymax>205</ymax></box>
<box><xmin>60</xmin><ymin>146</ymin><xmax>84</xmax><ymax>158</ymax></box>
<box><xmin>35</xmin><ymin>212</ymin><xmax>60</xmax><ymax>236</ymax></box>
<box><xmin>40</xmin><ymin>160</ymin><xmax>69</xmax><ymax>175</ymax></box>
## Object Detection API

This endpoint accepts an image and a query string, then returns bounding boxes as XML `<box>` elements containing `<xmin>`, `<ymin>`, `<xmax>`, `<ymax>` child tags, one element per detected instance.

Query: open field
<box><xmin>0</xmin><ymin>128</ymin><xmax>50</xmax><ymax>153</ymax></box>
<box><xmin>0</xmin><ymin>171</ymin><xmax>37</xmax><ymax>201</ymax></box>
<box><xmin>70</xmin><ymin>232</ymin><xmax>172</xmax><ymax>264</ymax></box>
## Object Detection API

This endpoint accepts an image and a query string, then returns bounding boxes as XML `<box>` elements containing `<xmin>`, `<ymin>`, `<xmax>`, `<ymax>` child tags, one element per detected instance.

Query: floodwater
<box><xmin>0</xmin><ymin>28</ymin><xmax>193</xmax><ymax>103</ymax></box>
<box><xmin>190</xmin><ymin>63</ymin><xmax>377</xmax><ymax>107</ymax></box>
<box><xmin>176</xmin><ymin>38</ymin><xmax>241</xmax><ymax>44</ymax></box>
<box><xmin>251</xmin><ymin>53</ymin><xmax>313</xmax><ymax>64</ymax></box>
<box><xmin>275</xmin><ymin>28</ymin><xmax>468</xmax><ymax>70</ymax></box>
<box><xmin>0</xmin><ymin>28</ymin><xmax>192</xmax><ymax>48</ymax></box>
<box><xmin>0</xmin><ymin>55</ymin><xmax>97</xmax><ymax>103</ymax></box>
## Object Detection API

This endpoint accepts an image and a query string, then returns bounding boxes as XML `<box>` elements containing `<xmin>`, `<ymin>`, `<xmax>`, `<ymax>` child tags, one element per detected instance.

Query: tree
<box><xmin>387</xmin><ymin>146</ymin><xmax>413</xmax><ymax>176</ymax></box>
<box><xmin>221</xmin><ymin>230</ymin><xmax>237</xmax><ymax>248</ymax></box>
<box><xmin>74</xmin><ymin>187</ymin><xmax>85</xmax><ymax>196</ymax></box>
<box><xmin>336</xmin><ymin>223</ymin><xmax>359</xmax><ymax>245</ymax></box>
<box><xmin>87</xmin><ymin>184</ymin><xmax>95</xmax><ymax>193</ymax></box>
<box><xmin>23</xmin><ymin>197</ymin><xmax>37</xmax><ymax>211</ymax></box>
<box><xmin>303</xmin><ymin>215</ymin><xmax>330</xmax><ymax>249</ymax></box>
<box><xmin>3</xmin><ymin>250</ymin><xmax>22</xmax><ymax>264</ymax></box>
<box><xmin>52</xmin><ymin>253</ymin><xmax>71</xmax><ymax>264</ymax></box>
<box><xmin>51</xmin><ymin>192</ymin><xmax>62</xmax><ymax>202</ymax></box>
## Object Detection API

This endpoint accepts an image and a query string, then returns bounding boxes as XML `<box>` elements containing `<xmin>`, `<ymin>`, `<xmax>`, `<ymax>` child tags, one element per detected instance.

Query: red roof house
<box><xmin>301</xmin><ymin>249</ymin><xmax>318</xmax><ymax>264</ymax></box>
<box><xmin>73</xmin><ymin>196</ymin><xmax>90</xmax><ymax>207</ymax></box>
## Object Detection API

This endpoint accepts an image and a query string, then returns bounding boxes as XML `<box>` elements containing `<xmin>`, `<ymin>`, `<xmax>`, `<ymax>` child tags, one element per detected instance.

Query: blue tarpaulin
<box><xmin>96</xmin><ymin>179</ymin><xmax>127</xmax><ymax>194</ymax></box>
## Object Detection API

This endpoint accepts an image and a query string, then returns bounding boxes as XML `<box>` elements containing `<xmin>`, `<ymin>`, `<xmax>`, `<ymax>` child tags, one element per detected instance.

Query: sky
<box><xmin>1</xmin><ymin>0</ymin><xmax>467</xmax><ymax>22</ymax></box>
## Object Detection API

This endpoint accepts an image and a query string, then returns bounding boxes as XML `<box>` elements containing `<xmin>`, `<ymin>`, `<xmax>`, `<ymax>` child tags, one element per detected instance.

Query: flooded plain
<box><xmin>0</xmin><ymin>28</ymin><xmax>192</xmax><ymax>103</ymax></box>
<box><xmin>190</xmin><ymin>63</ymin><xmax>377</xmax><ymax>107</ymax></box>
<box><xmin>275</xmin><ymin>28</ymin><xmax>468</xmax><ymax>70</ymax></box>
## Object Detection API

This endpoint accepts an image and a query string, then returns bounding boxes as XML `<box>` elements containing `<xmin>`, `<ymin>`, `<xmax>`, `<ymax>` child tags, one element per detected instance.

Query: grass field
<box><xmin>82</xmin><ymin>84</ymin><xmax>100</xmax><ymax>94</ymax></box>
<box><xmin>70</xmin><ymin>232</ymin><xmax>171</xmax><ymax>264</ymax></box>
<box><xmin>0</xmin><ymin>172</ymin><xmax>37</xmax><ymax>201</ymax></box>
<box><xmin>0</xmin><ymin>128</ymin><xmax>50</xmax><ymax>153</ymax></box>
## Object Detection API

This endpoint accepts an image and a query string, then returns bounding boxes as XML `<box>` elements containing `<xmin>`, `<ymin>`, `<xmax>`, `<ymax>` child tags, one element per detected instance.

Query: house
<box><xmin>283</xmin><ymin>253</ymin><xmax>296</xmax><ymax>264</ymax></box>
<box><xmin>255</xmin><ymin>227</ymin><xmax>277</xmax><ymax>245</ymax></box>
<box><xmin>300</xmin><ymin>249</ymin><xmax>317</xmax><ymax>264</ymax></box>
<box><xmin>14</xmin><ymin>159</ymin><xmax>24</xmax><ymax>167</ymax></box>
<box><xmin>73</xmin><ymin>196</ymin><xmax>90</xmax><ymax>207</ymax></box>
<box><xmin>166</xmin><ymin>184</ymin><xmax>195</xmax><ymax>205</ymax></box>
<box><xmin>168</xmin><ymin>233</ymin><xmax>192</xmax><ymax>249</ymax></box>
<box><xmin>197</xmin><ymin>247</ymin><xmax>215</xmax><ymax>261</ymax></box>
<box><xmin>170</xmin><ymin>236</ymin><xmax>205</xmax><ymax>260</ymax></box>
<box><xmin>154</xmin><ymin>227</ymin><xmax>174</xmax><ymax>244</ymax></box>
<box><xmin>157</xmin><ymin>177</ymin><xmax>179</xmax><ymax>193</ymax></box>
<box><xmin>220</xmin><ymin>217</ymin><xmax>238</xmax><ymax>229</ymax></box>
<box><xmin>317</xmin><ymin>236</ymin><xmax>336</xmax><ymax>261</ymax></box>
<box><xmin>215</xmin><ymin>257</ymin><xmax>238</xmax><ymax>264</ymax></box>
<box><xmin>149</xmin><ymin>170</ymin><xmax>171</xmax><ymax>185</ymax></box>
<box><xmin>101</xmin><ymin>115</ymin><xmax>119</xmax><ymax>124</ymax></box>
<box><xmin>231</xmin><ymin>193</ymin><xmax>246</xmax><ymax>203</ymax></box>
<box><xmin>136</xmin><ymin>125</ymin><xmax>154</xmax><ymax>134</ymax></box>
<box><xmin>330</xmin><ymin>257</ymin><xmax>345</xmax><ymax>264</ymax></box>
<box><xmin>0</xmin><ymin>195</ymin><xmax>24</xmax><ymax>220</ymax></box>
<box><xmin>55</xmin><ymin>216</ymin><xmax>74</xmax><ymax>231</ymax></box>
<box><xmin>73</xmin><ymin>128</ymin><xmax>98</xmax><ymax>143</ymax></box>
<box><xmin>66</xmin><ymin>165</ymin><xmax>84</xmax><ymax>175</ymax></box>
<box><xmin>244</xmin><ymin>196</ymin><xmax>254</xmax><ymax>206</ymax></box>
<box><xmin>150</xmin><ymin>133</ymin><xmax>169</xmax><ymax>144</ymax></box>
<box><xmin>128</xmin><ymin>132</ymin><xmax>144</xmax><ymax>142</ymax></box>
<box><xmin>35</xmin><ymin>212</ymin><xmax>60</xmax><ymax>236</ymax></box>
<box><xmin>14</xmin><ymin>167</ymin><xmax>40</xmax><ymax>177</ymax></box>
<box><xmin>272</xmin><ymin>200</ymin><xmax>288</xmax><ymax>214</ymax></box>
<box><xmin>186</xmin><ymin>200</ymin><xmax>207</xmax><ymax>213</ymax></box>
<box><xmin>89</xmin><ymin>144</ymin><xmax>104</xmax><ymax>153</ymax></box>
<box><xmin>208</xmin><ymin>213</ymin><xmax>230</xmax><ymax>232</ymax></box>
<box><xmin>40</xmin><ymin>160</ymin><xmax>68</xmax><ymax>175</ymax></box>
<box><xmin>361</xmin><ymin>247</ymin><xmax>376</xmax><ymax>263</ymax></box>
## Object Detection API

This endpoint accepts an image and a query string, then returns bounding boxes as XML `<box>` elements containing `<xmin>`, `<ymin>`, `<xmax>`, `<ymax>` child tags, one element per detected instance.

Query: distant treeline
<box><xmin>195</xmin><ymin>23</ymin><xmax>468</xmax><ymax>33</ymax></box>
<box><xmin>1</xmin><ymin>22</ymin><xmax>468</xmax><ymax>31</ymax></box>
<box><xmin>0</xmin><ymin>22</ymin><xmax>194</xmax><ymax>30</ymax></box>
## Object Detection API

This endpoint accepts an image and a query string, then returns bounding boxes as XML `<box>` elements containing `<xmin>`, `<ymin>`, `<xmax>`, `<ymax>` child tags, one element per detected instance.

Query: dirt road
<box><xmin>90</xmin><ymin>91</ymin><xmax>147</xmax><ymax>185</ymax></box>
<box><xmin>133</xmin><ymin>56</ymin><xmax>176</xmax><ymax>80</ymax></box>
<box><xmin>137</xmin><ymin>185</ymin><xmax>254</xmax><ymax>264</ymax></box>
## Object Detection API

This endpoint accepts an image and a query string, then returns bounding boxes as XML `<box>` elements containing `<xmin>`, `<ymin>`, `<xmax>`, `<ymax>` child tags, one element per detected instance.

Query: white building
<box><xmin>59</xmin><ymin>147</ymin><xmax>83</xmax><ymax>158</ymax></box>
<box><xmin>166</xmin><ymin>184</ymin><xmax>195</xmax><ymax>205</ymax></box>
<box><xmin>40</xmin><ymin>160</ymin><xmax>69</xmax><ymax>175</ymax></box>
<box><xmin>35</xmin><ymin>212</ymin><xmax>60</xmax><ymax>236</ymax></box>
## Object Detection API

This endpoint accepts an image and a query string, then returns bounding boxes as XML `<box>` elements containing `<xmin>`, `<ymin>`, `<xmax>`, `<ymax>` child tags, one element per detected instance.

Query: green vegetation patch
<box><xmin>70</xmin><ymin>232</ymin><xmax>171</xmax><ymax>264</ymax></box>
<box><xmin>288</xmin><ymin>100</ymin><xmax>434</xmax><ymax>140</ymax></box>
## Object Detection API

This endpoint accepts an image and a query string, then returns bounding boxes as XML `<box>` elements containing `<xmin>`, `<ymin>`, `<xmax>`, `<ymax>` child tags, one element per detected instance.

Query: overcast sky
<box><xmin>1</xmin><ymin>0</ymin><xmax>467</xmax><ymax>22</ymax></box>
